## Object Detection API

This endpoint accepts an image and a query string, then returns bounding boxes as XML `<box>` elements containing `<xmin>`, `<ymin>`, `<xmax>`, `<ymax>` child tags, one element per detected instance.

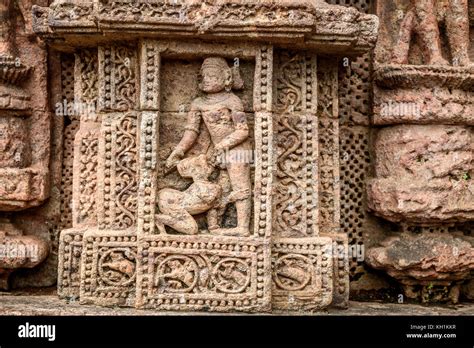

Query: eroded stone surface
<box><xmin>368</xmin><ymin>125</ymin><xmax>474</xmax><ymax>224</ymax></box>
<box><xmin>366</xmin><ymin>233</ymin><xmax>474</xmax><ymax>303</ymax></box>
<box><xmin>0</xmin><ymin>0</ymin><xmax>50</xmax><ymax>289</ymax></box>
<box><xmin>0</xmin><ymin>218</ymin><xmax>49</xmax><ymax>290</ymax></box>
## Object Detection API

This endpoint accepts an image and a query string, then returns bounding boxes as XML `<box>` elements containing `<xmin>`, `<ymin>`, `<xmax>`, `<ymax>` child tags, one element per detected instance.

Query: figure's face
<box><xmin>200</xmin><ymin>66</ymin><xmax>227</xmax><ymax>93</ymax></box>
<box><xmin>177</xmin><ymin>155</ymin><xmax>212</xmax><ymax>181</ymax></box>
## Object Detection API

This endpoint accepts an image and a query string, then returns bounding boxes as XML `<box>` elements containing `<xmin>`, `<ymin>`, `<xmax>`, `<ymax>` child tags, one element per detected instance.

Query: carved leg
<box><xmin>446</xmin><ymin>0</ymin><xmax>472</xmax><ymax>66</ymax></box>
<box><xmin>207</xmin><ymin>209</ymin><xmax>219</xmax><ymax>231</ymax></box>
<box><xmin>156</xmin><ymin>189</ymin><xmax>199</xmax><ymax>235</ymax></box>
<box><xmin>227</xmin><ymin>162</ymin><xmax>251</xmax><ymax>236</ymax></box>
<box><xmin>155</xmin><ymin>211</ymin><xmax>198</xmax><ymax>235</ymax></box>
<box><xmin>392</xmin><ymin>9</ymin><xmax>415</xmax><ymax>64</ymax></box>
<box><xmin>413</xmin><ymin>0</ymin><xmax>448</xmax><ymax>65</ymax></box>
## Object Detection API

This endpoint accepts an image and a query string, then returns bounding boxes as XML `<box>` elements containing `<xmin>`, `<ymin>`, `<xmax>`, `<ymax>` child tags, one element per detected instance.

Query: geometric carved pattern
<box><xmin>331</xmin><ymin>234</ymin><xmax>350</xmax><ymax>307</ymax></box>
<box><xmin>73</xmin><ymin>129</ymin><xmax>99</xmax><ymax>226</ymax></box>
<box><xmin>253</xmin><ymin>46</ymin><xmax>274</xmax><ymax>239</ymax></box>
<box><xmin>329</xmin><ymin>0</ymin><xmax>374</xmax><ymax>285</ymax></box>
<box><xmin>139</xmin><ymin>40</ymin><xmax>161</xmax><ymax>110</ymax></box>
<box><xmin>325</xmin><ymin>0</ymin><xmax>372</xmax><ymax>14</ymax></box>
<box><xmin>340</xmin><ymin>126</ymin><xmax>371</xmax><ymax>279</ymax></box>
<box><xmin>72</xmin><ymin>49</ymin><xmax>100</xmax><ymax>227</ymax></box>
<box><xmin>75</xmin><ymin>48</ymin><xmax>99</xmax><ymax>116</ymax></box>
<box><xmin>59</xmin><ymin>54</ymin><xmax>78</xmax><ymax>231</ymax></box>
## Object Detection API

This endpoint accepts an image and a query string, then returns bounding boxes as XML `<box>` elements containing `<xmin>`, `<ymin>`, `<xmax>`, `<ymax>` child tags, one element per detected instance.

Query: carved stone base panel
<box><xmin>136</xmin><ymin>235</ymin><xmax>271</xmax><ymax>312</ymax></box>
<box><xmin>57</xmin><ymin>228</ymin><xmax>85</xmax><ymax>299</ymax></box>
<box><xmin>79</xmin><ymin>230</ymin><xmax>137</xmax><ymax>307</ymax></box>
<box><xmin>272</xmin><ymin>237</ymin><xmax>333</xmax><ymax>311</ymax></box>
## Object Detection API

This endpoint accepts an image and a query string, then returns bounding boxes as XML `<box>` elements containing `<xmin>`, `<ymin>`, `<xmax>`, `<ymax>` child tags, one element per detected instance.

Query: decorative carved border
<box><xmin>254</xmin><ymin>46</ymin><xmax>274</xmax><ymax>240</ymax></box>
<box><xmin>58</xmin><ymin>228</ymin><xmax>85</xmax><ymax>299</ymax></box>
<box><xmin>317</xmin><ymin>59</ymin><xmax>340</xmax><ymax>235</ymax></box>
<box><xmin>331</xmin><ymin>234</ymin><xmax>349</xmax><ymax>308</ymax></box>
<box><xmin>136</xmin><ymin>235</ymin><xmax>271</xmax><ymax>312</ymax></box>
<box><xmin>139</xmin><ymin>40</ymin><xmax>161</xmax><ymax>111</ymax></box>
<box><xmin>98</xmin><ymin>112</ymin><xmax>139</xmax><ymax>230</ymax></box>
<box><xmin>273</xmin><ymin>53</ymin><xmax>319</xmax><ymax>238</ymax></box>
<box><xmin>33</xmin><ymin>1</ymin><xmax>378</xmax><ymax>54</ymax></box>
<box><xmin>137</xmin><ymin>111</ymin><xmax>158</xmax><ymax>236</ymax></box>
<box><xmin>98</xmin><ymin>45</ymin><xmax>138</xmax><ymax>112</ymax></box>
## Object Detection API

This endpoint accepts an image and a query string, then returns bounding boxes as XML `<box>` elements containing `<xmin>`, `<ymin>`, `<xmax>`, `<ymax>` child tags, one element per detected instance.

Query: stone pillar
<box><xmin>367</xmin><ymin>0</ymin><xmax>474</xmax><ymax>303</ymax></box>
<box><xmin>0</xmin><ymin>0</ymin><xmax>49</xmax><ymax>290</ymax></box>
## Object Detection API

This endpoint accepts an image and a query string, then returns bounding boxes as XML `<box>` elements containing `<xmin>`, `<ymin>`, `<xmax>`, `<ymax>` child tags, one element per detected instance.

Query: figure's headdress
<box><xmin>201</xmin><ymin>57</ymin><xmax>244</xmax><ymax>91</ymax></box>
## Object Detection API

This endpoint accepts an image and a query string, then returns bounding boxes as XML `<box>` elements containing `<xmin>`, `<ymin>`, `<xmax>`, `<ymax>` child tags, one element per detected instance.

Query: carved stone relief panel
<box><xmin>272</xmin><ymin>51</ymin><xmax>349</xmax><ymax>310</ymax></box>
<box><xmin>134</xmin><ymin>41</ymin><xmax>273</xmax><ymax>312</ymax></box>
<box><xmin>37</xmin><ymin>0</ymin><xmax>379</xmax><ymax>312</ymax></box>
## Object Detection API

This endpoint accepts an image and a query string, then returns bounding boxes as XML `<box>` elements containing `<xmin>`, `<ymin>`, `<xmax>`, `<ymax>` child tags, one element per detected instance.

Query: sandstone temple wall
<box><xmin>0</xmin><ymin>0</ymin><xmax>472</xmax><ymax>312</ymax></box>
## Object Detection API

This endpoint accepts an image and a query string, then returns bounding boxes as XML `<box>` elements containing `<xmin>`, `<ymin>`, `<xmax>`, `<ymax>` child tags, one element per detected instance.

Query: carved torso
<box><xmin>189</xmin><ymin>92</ymin><xmax>250</xmax><ymax>149</ymax></box>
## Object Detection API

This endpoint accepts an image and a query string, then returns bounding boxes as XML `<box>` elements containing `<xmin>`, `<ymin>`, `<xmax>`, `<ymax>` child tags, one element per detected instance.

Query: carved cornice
<box><xmin>375</xmin><ymin>64</ymin><xmax>474</xmax><ymax>91</ymax></box>
<box><xmin>32</xmin><ymin>0</ymin><xmax>378</xmax><ymax>54</ymax></box>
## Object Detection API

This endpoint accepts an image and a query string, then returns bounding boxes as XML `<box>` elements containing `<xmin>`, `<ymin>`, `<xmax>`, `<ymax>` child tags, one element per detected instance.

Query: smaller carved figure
<box><xmin>155</xmin><ymin>154</ymin><xmax>222</xmax><ymax>235</ymax></box>
<box><xmin>392</xmin><ymin>0</ymin><xmax>472</xmax><ymax>66</ymax></box>
<box><xmin>156</xmin><ymin>259</ymin><xmax>196</xmax><ymax>290</ymax></box>
<box><xmin>101</xmin><ymin>251</ymin><xmax>135</xmax><ymax>280</ymax></box>
<box><xmin>216</xmin><ymin>260</ymin><xmax>248</xmax><ymax>290</ymax></box>
<box><xmin>275</xmin><ymin>259</ymin><xmax>308</xmax><ymax>288</ymax></box>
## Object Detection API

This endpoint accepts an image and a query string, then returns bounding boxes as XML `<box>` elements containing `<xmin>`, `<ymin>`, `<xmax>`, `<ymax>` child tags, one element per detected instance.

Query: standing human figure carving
<box><xmin>165</xmin><ymin>57</ymin><xmax>252</xmax><ymax>237</ymax></box>
<box><xmin>392</xmin><ymin>0</ymin><xmax>472</xmax><ymax>66</ymax></box>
